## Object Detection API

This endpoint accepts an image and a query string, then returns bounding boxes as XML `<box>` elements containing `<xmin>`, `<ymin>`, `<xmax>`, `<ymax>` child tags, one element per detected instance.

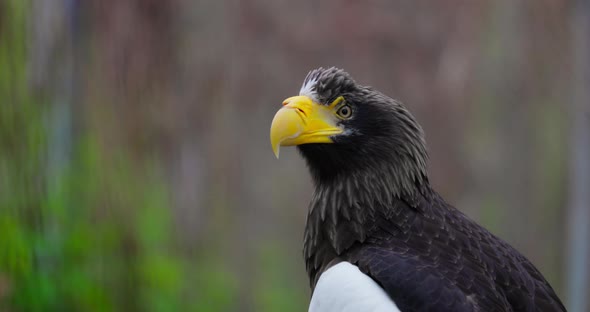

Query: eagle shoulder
<box><xmin>309</xmin><ymin>261</ymin><xmax>401</xmax><ymax>312</ymax></box>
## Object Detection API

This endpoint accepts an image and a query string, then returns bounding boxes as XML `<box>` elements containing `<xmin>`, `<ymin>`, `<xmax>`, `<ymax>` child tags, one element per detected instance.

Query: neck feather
<box><xmin>303</xmin><ymin>159</ymin><xmax>433</xmax><ymax>286</ymax></box>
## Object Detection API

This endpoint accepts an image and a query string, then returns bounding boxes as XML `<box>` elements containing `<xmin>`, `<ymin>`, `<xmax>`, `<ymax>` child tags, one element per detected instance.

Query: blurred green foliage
<box><xmin>253</xmin><ymin>244</ymin><xmax>307</xmax><ymax>312</ymax></box>
<box><xmin>0</xmin><ymin>1</ymin><xmax>235</xmax><ymax>311</ymax></box>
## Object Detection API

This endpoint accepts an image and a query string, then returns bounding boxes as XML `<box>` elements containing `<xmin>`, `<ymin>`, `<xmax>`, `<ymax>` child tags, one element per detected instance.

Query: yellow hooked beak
<box><xmin>270</xmin><ymin>96</ymin><xmax>343</xmax><ymax>158</ymax></box>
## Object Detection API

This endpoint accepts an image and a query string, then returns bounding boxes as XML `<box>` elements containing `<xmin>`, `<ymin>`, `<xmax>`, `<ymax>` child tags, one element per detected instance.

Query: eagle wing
<box><xmin>346</xmin><ymin>196</ymin><xmax>566</xmax><ymax>312</ymax></box>
<box><xmin>352</xmin><ymin>244</ymin><xmax>503</xmax><ymax>311</ymax></box>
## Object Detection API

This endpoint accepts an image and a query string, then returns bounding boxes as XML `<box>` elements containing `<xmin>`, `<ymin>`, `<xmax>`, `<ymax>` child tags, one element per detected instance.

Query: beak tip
<box><xmin>272</xmin><ymin>145</ymin><xmax>280</xmax><ymax>159</ymax></box>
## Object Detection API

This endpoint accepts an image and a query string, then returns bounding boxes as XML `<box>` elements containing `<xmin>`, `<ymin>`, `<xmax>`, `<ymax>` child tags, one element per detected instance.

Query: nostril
<box><xmin>282</xmin><ymin>100</ymin><xmax>289</xmax><ymax>106</ymax></box>
<box><xmin>295</xmin><ymin>107</ymin><xmax>307</xmax><ymax>118</ymax></box>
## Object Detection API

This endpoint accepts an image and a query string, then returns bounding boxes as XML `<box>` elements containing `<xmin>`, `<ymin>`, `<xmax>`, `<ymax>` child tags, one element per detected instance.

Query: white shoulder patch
<box><xmin>309</xmin><ymin>262</ymin><xmax>401</xmax><ymax>312</ymax></box>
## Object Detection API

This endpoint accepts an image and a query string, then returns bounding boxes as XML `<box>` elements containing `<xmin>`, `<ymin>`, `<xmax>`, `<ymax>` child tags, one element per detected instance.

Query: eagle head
<box><xmin>270</xmin><ymin>67</ymin><xmax>428</xmax><ymax>193</ymax></box>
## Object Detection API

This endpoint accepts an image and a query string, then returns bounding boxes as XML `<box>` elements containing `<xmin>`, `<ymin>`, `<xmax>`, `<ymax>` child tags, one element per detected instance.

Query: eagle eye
<box><xmin>336</xmin><ymin>104</ymin><xmax>352</xmax><ymax>119</ymax></box>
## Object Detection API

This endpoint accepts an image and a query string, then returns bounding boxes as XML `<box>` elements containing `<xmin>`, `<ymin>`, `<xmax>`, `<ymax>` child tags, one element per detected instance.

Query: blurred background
<box><xmin>1</xmin><ymin>0</ymin><xmax>589</xmax><ymax>311</ymax></box>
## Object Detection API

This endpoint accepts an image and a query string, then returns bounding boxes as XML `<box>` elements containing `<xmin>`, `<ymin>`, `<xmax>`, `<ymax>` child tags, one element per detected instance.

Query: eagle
<box><xmin>270</xmin><ymin>67</ymin><xmax>566</xmax><ymax>312</ymax></box>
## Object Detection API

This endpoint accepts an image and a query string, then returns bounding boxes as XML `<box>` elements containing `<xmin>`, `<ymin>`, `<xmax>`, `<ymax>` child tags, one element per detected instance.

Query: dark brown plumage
<box><xmin>296</xmin><ymin>67</ymin><xmax>565</xmax><ymax>311</ymax></box>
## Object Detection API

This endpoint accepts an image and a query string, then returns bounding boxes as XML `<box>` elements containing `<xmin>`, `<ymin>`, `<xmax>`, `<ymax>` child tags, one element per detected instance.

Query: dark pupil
<box><xmin>340</xmin><ymin>107</ymin><xmax>349</xmax><ymax>116</ymax></box>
